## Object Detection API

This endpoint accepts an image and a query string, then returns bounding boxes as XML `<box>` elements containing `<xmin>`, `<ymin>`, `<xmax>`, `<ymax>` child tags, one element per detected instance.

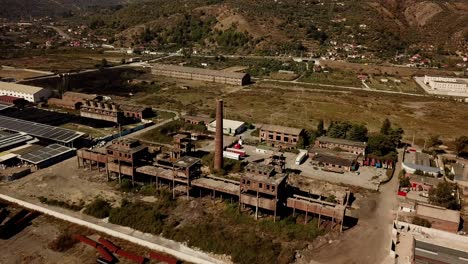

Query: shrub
<box><xmin>38</xmin><ymin>197</ymin><xmax>83</xmax><ymax>211</ymax></box>
<box><xmin>412</xmin><ymin>216</ymin><xmax>432</xmax><ymax>228</ymax></box>
<box><xmin>48</xmin><ymin>231</ymin><xmax>77</xmax><ymax>252</ymax></box>
<box><xmin>119</xmin><ymin>179</ymin><xmax>135</xmax><ymax>192</ymax></box>
<box><xmin>84</xmin><ymin>198</ymin><xmax>112</xmax><ymax>218</ymax></box>
<box><xmin>108</xmin><ymin>191</ymin><xmax>175</xmax><ymax>234</ymax></box>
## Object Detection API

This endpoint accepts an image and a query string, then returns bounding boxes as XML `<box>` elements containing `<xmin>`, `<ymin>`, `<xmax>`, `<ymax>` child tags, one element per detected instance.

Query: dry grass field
<box><xmin>127</xmin><ymin>76</ymin><xmax>468</xmax><ymax>145</ymax></box>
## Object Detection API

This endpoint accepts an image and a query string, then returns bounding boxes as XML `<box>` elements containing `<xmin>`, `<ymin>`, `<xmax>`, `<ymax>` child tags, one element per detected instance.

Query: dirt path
<box><xmin>298</xmin><ymin>150</ymin><xmax>402</xmax><ymax>264</ymax></box>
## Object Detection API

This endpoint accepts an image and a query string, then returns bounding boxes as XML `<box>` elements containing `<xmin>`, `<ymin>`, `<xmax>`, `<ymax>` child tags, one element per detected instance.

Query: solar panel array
<box><xmin>20</xmin><ymin>144</ymin><xmax>74</xmax><ymax>164</ymax></box>
<box><xmin>0</xmin><ymin>103</ymin><xmax>11</xmax><ymax>111</ymax></box>
<box><xmin>0</xmin><ymin>115</ymin><xmax>84</xmax><ymax>143</ymax></box>
<box><xmin>0</xmin><ymin>132</ymin><xmax>33</xmax><ymax>150</ymax></box>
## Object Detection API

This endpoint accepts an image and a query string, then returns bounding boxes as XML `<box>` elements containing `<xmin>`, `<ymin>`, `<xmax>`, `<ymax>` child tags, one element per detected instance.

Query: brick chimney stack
<box><xmin>214</xmin><ymin>99</ymin><xmax>223</xmax><ymax>171</ymax></box>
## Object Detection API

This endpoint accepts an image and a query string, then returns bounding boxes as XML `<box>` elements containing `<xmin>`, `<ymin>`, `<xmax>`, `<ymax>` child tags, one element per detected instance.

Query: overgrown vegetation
<box><xmin>202</xmin><ymin>152</ymin><xmax>245</xmax><ymax>175</ymax></box>
<box><xmin>367</xmin><ymin>119</ymin><xmax>403</xmax><ymax>160</ymax></box>
<box><xmin>139</xmin><ymin>120</ymin><xmax>206</xmax><ymax>144</ymax></box>
<box><xmin>48</xmin><ymin>230</ymin><xmax>78</xmax><ymax>252</ymax></box>
<box><xmin>163</xmin><ymin>204</ymin><xmax>324</xmax><ymax>264</ymax></box>
<box><xmin>109</xmin><ymin>192</ymin><xmax>175</xmax><ymax>234</ymax></box>
<box><xmin>84</xmin><ymin>197</ymin><xmax>112</xmax><ymax>218</ymax></box>
<box><xmin>412</xmin><ymin>216</ymin><xmax>432</xmax><ymax>228</ymax></box>
<box><xmin>38</xmin><ymin>196</ymin><xmax>84</xmax><ymax>211</ymax></box>
<box><xmin>428</xmin><ymin>181</ymin><xmax>460</xmax><ymax>210</ymax></box>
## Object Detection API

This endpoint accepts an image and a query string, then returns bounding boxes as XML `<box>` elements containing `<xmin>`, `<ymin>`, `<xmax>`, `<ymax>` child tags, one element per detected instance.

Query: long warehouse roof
<box><xmin>153</xmin><ymin>64</ymin><xmax>248</xmax><ymax>79</ymax></box>
<box><xmin>0</xmin><ymin>82</ymin><xmax>44</xmax><ymax>94</ymax></box>
<box><xmin>0</xmin><ymin>115</ymin><xmax>84</xmax><ymax>143</ymax></box>
<box><xmin>20</xmin><ymin>144</ymin><xmax>75</xmax><ymax>165</ymax></box>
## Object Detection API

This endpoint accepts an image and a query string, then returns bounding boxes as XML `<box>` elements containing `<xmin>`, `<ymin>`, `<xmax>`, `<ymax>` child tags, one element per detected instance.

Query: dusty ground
<box><xmin>0</xmin><ymin>158</ymin><xmax>121</xmax><ymax>206</ymax></box>
<box><xmin>0</xmin><ymin>206</ymin><xmax>173</xmax><ymax>264</ymax></box>
<box><xmin>0</xmin><ymin>69</ymin><xmax>51</xmax><ymax>80</ymax></box>
<box><xmin>295</xmin><ymin>151</ymin><xmax>402</xmax><ymax>264</ymax></box>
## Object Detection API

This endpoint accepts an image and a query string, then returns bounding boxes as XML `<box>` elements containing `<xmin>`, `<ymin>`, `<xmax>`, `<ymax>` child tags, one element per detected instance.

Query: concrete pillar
<box><xmin>255</xmin><ymin>189</ymin><xmax>259</xmax><ymax>220</ymax></box>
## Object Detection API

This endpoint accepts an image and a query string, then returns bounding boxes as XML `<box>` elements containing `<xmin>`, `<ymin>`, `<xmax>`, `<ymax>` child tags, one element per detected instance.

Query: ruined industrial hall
<box><xmin>75</xmin><ymin>99</ymin><xmax>350</xmax><ymax>230</ymax></box>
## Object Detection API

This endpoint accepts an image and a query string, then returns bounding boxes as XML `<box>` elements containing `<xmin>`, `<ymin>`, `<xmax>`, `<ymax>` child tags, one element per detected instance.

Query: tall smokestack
<box><xmin>214</xmin><ymin>99</ymin><xmax>223</xmax><ymax>171</ymax></box>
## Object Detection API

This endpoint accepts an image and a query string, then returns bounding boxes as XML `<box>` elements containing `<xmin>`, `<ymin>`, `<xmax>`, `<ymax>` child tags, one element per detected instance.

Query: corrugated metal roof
<box><xmin>317</xmin><ymin>136</ymin><xmax>367</xmax><ymax>148</ymax></box>
<box><xmin>153</xmin><ymin>64</ymin><xmax>248</xmax><ymax>79</ymax></box>
<box><xmin>63</xmin><ymin>92</ymin><xmax>97</xmax><ymax>100</ymax></box>
<box><xmin>260</xmin><ymin>124</ymin><xmax>303</xmax><ymax>135</ymax></box>
<box><xmin>415</xmin><ymin>239</ymin><xmax>468</xmax><ymax>264</ymax></box>
<box><xmin>0</xmin><ymin>81</ymin><xmax>44</xmax><ymax>94</ymax></box>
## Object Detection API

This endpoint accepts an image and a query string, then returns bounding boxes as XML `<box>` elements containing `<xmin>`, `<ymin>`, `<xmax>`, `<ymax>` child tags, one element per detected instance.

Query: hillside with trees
<box><xmin>5</xmin><ymin>0</ymin><xmax>464</xmax><ymax>57</ymax></box>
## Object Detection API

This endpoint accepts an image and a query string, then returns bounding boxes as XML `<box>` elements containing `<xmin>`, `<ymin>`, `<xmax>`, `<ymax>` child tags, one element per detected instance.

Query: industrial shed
<box><xmin>152</xmin><ymin>64</ymin><xmax>251</xmax><ymax>86</ymax></box>
<box><xmin>19</xmin><ymin>144</ymin><xmax>76</xmax><ymax>169</ymax></box>
<box><xmin>207</xmin><ymin>119</ymin><xmax>245</xmax><ymax>136</ymax></box>
<box><xmin>0</xmin><ymin>82</ymin><xmax>51</xmax><ymax>103</ymax></box>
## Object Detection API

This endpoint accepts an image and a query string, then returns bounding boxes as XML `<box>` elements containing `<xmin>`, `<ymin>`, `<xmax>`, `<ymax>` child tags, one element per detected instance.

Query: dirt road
<box><xmin>298</xmin><ymin>150</ymin><xmax>402</xmax><ymax>264</ymax></box>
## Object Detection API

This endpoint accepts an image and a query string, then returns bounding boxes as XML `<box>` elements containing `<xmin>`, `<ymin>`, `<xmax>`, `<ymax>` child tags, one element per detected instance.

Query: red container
<box><xmin>397</xmin><ymin>191</ymin><xmax>407</xmax><ymax>197</ymax></box>
<box><xmin>73</xmin><ymin>234</ymin><xmax>98</xmax><ymax>248</ymax></box>
<box><xmin>149</xmin><ymin>251</ymin><xmax>178</xmax><ymax>264</ymax></box>
<box><xmin>116</xmin><ymin>249</ymin><xmax>145</xmax><ymax>264</ymax></box>
<box><xmin>98</xmin><ymin>237</ymin><xmax>120</xmax><ymax>253</ymax></box>
<box><xmin>97</xmin><ymin>245</ymin><xmax>114</xmax><ymax>262</ymax></box>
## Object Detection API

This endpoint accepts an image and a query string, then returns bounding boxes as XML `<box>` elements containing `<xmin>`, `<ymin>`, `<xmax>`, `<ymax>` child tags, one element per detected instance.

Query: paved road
<box><xmin>45</xmin><ymin>25</ymin><xmax>71</xmax><ymax>40</ymax></box>
<box><xmin>124</xmin><ymin>108</ymin><xmax>180</xmax><ymax>145</ymax></box>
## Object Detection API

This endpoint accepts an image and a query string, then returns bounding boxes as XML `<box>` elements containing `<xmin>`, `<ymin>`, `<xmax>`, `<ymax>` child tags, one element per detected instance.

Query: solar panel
<box><xmin>0</xmin><ymin>103</ymin><xmax>11</xmax><ymax>111</ymax></box>
<box><xmin>0</xmin><ymin>132</ymin><xmax>33</xmax><ymax>150</ymax></box>
<box><xmin>0</xmin><ymin>115</ymin><xmax>84</xmax><ymax>143</ymax></box>
<box><xmin>20</xmin><ymin>144</ymin><xmax>75</xmax><ymax>164</ymax></box>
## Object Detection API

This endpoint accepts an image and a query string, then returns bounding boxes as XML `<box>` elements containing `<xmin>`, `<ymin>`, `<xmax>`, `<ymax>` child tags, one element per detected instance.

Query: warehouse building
<box><xmin>207</xmin><ymin>119</ymin><xmax>245</xmax><ymax>136</ymax></box>
<box><xmin>152</xmin><ymin>64</ymin><xmax>251</xmax><ymax>86</ymax></box>
<box><xmin>315</xmin><ymin>136</ymin><xmax>367</xmax><ymax>155</ymax></box>
<box><xmin>0</xmin><ymin>82</ymin><xmax>51</xmax><ymax>103</ymax></box>
<box><xmin>308</xmin><ymin>147</ymin><xmax>359</xmax><ymax>173</ymax></box>
<box><xmin>48</xmin><ymin>92</ymin><xmax>99</xmax><ymax>110</ymax></box>
<box><xmin>120</xmin><ymin>104</ymin><xmax>153</xmax><ymax>120</ymax></box>
<box><xmin>415</xmin><ymin>204</ymin><xmax>460</xmax><ymax>233</ymax></box>
<box><xmin>182</xmin><ymin>115</ymin><xmax>214</xmax><ymax>126</ymax></box>
<box><xmin>260</xmin><ymin>124</ymin><xmax>304</xmax><ymax>148</ymax></box>
<box><xmin>402</xmin><ymin>151</ymin><xmax>441</xmax><ymax>177</ymax></box>
<box><xmin>80</xmin><ymin>100</ymin><xmax>123</xmax><ymax>123</ymax></box>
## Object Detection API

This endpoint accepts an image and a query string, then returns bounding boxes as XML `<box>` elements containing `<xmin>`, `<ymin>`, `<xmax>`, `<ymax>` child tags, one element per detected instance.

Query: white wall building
<box><xmin>424</xmin><ymin>75</ymin><xmax>458</xmax><ymax>84</ymax></box>
<box><xmin>428</xmin><ymin>80</ymin><xmax>467</xmax><ymax>93</ymax></box>
<box><xmin>0</xmin><ymin>82</ymin><xmax>51</xmax><ymax>103</ymax></box>
<box><xmin>207</xmin><ymin>119</ymin><xmax>246</xmax><ymax>136</ymax></box>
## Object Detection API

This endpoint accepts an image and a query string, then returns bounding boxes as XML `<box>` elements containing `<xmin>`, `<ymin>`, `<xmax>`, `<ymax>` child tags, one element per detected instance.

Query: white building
<box><xmin>207</xmin><ymin>119</ymin><xmax>246</xmax><ymax>136</ymax></box>
<box><xmin>0</xmin><ymin>82</ymin><xmax>51</xmax><ymax>103</ymax></box>
<box><xmin>424</xmin><ymin>75</ymin><xmax>468</xmax><ymax>93</ymax></box>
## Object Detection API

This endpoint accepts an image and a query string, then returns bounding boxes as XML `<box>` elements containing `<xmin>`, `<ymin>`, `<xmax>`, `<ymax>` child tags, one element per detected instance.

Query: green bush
<box><xmin>84</xmin><ymin>198</ymin><xmax>112</xmax><ymax>218</ymax></box>
<box><xmin>48</xmin><ymin>231</ymin><xmax>77</xmax><ymax>252</ymax></box>
<box><xmin>164</xmin><ymin>204</ymin><xmax>323</xmax><ymax>264</ymax></box>
<box><xmin>38</xmin><ymin>197</ymin><xmax>84</xmax><ymax>211</ymax></box>
<box><xmin>412</xmin><ymin>216</ymin><xmax>432</xmax><ymax>228</ymax></box>
<box><xmin>109</xmin><ymin>200</ymin><xmax>167</xmax><ymax>234</ymax></box>
<box><xmin>119</xmin><ymin>179</ymin><xmax>135</xmax><ymax>192</ymax></box>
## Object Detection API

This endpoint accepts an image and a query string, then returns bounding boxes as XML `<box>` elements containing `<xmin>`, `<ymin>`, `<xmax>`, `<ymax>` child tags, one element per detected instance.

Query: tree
<box><xmin>427</xmin><ymin>135</ymin><xmax>442</xmax><ymax>149</ymax></box>
<box><xmin>316</xmin><ymin>119</ymin><xmax>325</xmax><ymax>136</ymax></box>
<box><xmin>454</xmin><ymin>136</ymin><xmax>468</xmax><ymax>157</ymax></box>
<box><xmin>399</xmin><ymin>176</ymin><xmax>410</xmax><ymax>188</ymax></box>
<box><xmin>367</xmin><ymin>134</ymin><xmax>396</xmax><ymax>157</ymax></box>
<box><xmin>327</xmin><ymin>121</ymin><xmax>351</xmax><ymax>139</ymax></box>
<box><xmin>380</xmin><ymin>118</ymin><xmax>391</xmax><ymax>135</ymax></box>
<box><xmin>346</xmin><ymin>124</ymin><xmax>368</xmax><ymax>142</ymax></box>
<box><xmin>429</xmin><ymin>181</ymin><xmax>459</xmax><ymax>210</ymax></box>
